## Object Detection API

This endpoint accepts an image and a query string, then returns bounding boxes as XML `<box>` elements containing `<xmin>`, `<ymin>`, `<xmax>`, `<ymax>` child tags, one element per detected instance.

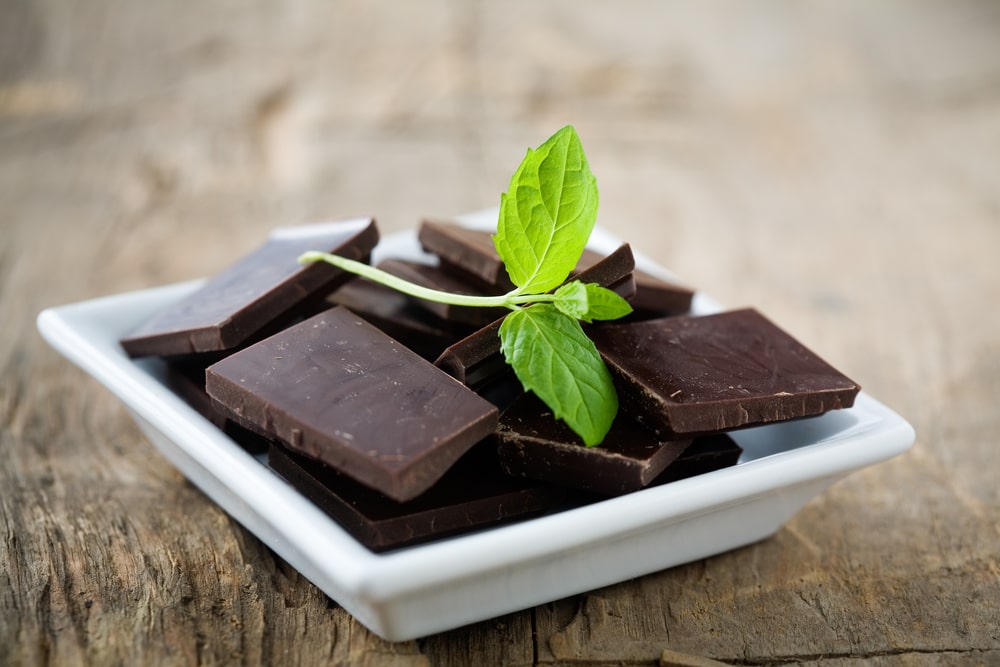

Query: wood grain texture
<box><xmin>3</xmin><ymin>0</ymin><xmax>999</xmax><ymax>664</ymax></box>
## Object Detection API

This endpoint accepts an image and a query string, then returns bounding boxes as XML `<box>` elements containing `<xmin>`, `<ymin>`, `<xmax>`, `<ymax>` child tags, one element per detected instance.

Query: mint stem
<box><xmin>299</xmin><ymin>251</ymin><xmax>554</xmax><ymax>310</ymax></box>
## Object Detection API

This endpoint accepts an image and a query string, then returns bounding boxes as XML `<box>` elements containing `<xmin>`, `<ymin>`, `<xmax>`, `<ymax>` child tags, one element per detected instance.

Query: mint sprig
<box><xmin>299</xmin><ymin>126</ymin><xmax>632</xmax><ymax>445</ymax></box>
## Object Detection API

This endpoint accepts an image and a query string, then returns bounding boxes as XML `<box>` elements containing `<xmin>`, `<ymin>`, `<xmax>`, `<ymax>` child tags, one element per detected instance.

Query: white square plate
<box><xmin>37</xmin><ymin>211</ymin><xmax>915</xmax><ymax>641</ymax></box>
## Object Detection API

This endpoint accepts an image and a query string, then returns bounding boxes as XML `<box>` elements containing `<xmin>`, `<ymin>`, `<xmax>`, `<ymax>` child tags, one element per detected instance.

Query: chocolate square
<box><xmin>121</xmin><ymin>218</ymin><xmax>378</xmax><ymax>358</ymax></box>
<box><xmin>206</xmin><ymin>306</ymin><xmax>498</xmax><ymax>501</ymax></box>
<box><xmin>590</xmin><ymin>309</ymin><xmax>861</xmax><ymax>437</ymax></box>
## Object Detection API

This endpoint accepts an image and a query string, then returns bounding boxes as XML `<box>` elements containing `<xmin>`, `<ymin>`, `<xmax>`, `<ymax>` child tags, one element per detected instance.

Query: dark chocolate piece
<box><xmin>433</xmin><ymin>318</ymin><xmax>508</xmax><ymax>389</ymax></box>
<box><xmin>269</xmin><ymin>441</ymin><xmax>581</xmax><ymax>552</ymax></box>
<box><xmin>121</xmin><ymin>218</ymin><xmax>379</xmax><ymax>358</ymax></box>
<box><xmin>434</xmin><ymin>243</ymin><xmax>637</xmax><ymax>386</ymax></box>
<box><xmin>648</xmin><ymin>434</ymin><xmax>742</xmax><ymax>485</ymax></box>
<box><xmin>578</xmin><ymin>248</ymin><xmax>694</xmax><ymax>315</ymax></box>
<box><xmin>418</xmin><ymin>220</ymin><xmax>514</xmax><ymax>290</ymax></box>
<box><xmin>327</xmin><ymin>277</ymin><xmax>474</xmax><ymax>361</ymax></box>
<box><xmin>589</xmin><ymin>309</ymin><xmax>861</xmax><ymax>437</ymax></box>
<box><xmin>164</xmin><ymin>360</ymin><xmax>228</xmax><ymax>429</ymax></box>
<box><xmin>496</xmin><ymin>393</ymin><xmax>692</xmax><ymax>496</ymax></box>
<box><xmin>570</xmin><ymin>245</ymin><xmax>638</xmax><ymax>301</ymax></box>
<box><xmin>206</xmin><ymin>306</ymin><xmax>499</xmax><ymax>502</ymax></box>
<box><xmin>376</xmin><ymin>258</ymin><xmax>508</xmax><ymax>327</ymax></box>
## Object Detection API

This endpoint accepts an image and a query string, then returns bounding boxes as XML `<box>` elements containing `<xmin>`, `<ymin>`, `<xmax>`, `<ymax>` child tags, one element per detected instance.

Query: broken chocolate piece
<box><xmin>376</xmin><ymin>258</ymin><xmax>508</xmax><ymax>327</ymax></box>
<box><xmin>434</xmin><ymin>243</ymin><xmax>637</xmax><ymax>387</ymax></box>
<box><xmin>496</xmin><ymin>393</ymin><xmax>692</xmax><ymax>496</ymax></box>
<box><xmin>121</xmin><ymin>218</ymin><xmax>379</xmax><ymax>358</ymax></box>
<box><xmin>269</xmin><ymin>441</ymin><xmax>581</xmax><ymax>552</ymax></box>
<box><xmin>589</xmin><ymin>309</ymin><xmax>861</xmax><ymax>437</ymax></box>
<box><xmin>327</xmin><ymin>277</ymin><xmax>473</xmax><ymax>361</ymax></box>
<box><xmin>206</xmin><ymin>306</ymin><xmax>499</xmax><ymax>502</ymax></box>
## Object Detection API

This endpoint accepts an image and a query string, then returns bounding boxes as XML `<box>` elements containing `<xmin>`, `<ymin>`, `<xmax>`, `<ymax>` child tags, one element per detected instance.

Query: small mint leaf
<box><xmin>554</xmin><ymin>281</ymin><xmax>634</xmax><ymax>323</ymax></box>
<box><xmin>499</xmin><ymin>304</ymin><xmax>617</xmax><ymax>446</ymax></box>
<box><xmin>552</xmin><ymin>280</ymin><xmax>590</xmax><ymax>321</ymax></box>
<box><xmin>493</xmin><ymin>126</ymin><xmax>599</xmax><ymax>295</ymax></box>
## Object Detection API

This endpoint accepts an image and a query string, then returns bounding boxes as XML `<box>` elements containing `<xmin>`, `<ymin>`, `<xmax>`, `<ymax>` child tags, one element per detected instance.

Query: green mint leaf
<box><xmin>493</xmin><ymin>126</ymin><xmax>599</xmax><ymax>295</ymax></box>
<box><xmin>553</xmin><ymin>280</ymin><xmax>634</xmax><ymax>323</ymax></box>
<box><xmin>551</xmin><ymin>280</ymin><xmax>591</xmax><ymax>321</ymax></box>
<box><xmin>499</xmin><ymin>304</ymin><xmax>617</xmax><ymax>446</ymax></box>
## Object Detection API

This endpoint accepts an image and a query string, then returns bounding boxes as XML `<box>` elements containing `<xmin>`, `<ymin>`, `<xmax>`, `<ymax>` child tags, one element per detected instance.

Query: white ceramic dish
<box><xmin>37</xmin><ymin>211</ymin><xmax>915</xmax><ymax>641</ymax></box>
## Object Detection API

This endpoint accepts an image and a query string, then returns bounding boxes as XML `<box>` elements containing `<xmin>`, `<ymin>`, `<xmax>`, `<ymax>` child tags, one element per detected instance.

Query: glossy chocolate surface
<box><xmin>590</xmin><ymin>308</ymin><xmax>861</xmax><ymax>436</ymax></box>
<box><xmin>205</xmin><ymin>306</ymin><xmax>498</xmax><ymax>501</ymax></box>
<box><xmin>121</xmin><ymin>218</ymin><xmax>379</xmax><ymax>358</ymax></box>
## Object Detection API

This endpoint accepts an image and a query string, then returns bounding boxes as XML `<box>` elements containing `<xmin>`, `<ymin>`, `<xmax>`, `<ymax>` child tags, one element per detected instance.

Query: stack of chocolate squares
<box><xmin>120</xmin><ymin>218</ymin><xmax>860</xmax><ymax>552</ymax></box>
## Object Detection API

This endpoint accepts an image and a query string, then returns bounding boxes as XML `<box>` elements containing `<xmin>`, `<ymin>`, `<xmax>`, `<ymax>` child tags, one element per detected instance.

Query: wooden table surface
<box><xmin>3</xmin><ymin>1</ymin><xmax>998</xmax><ymax>664</ymax></box>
